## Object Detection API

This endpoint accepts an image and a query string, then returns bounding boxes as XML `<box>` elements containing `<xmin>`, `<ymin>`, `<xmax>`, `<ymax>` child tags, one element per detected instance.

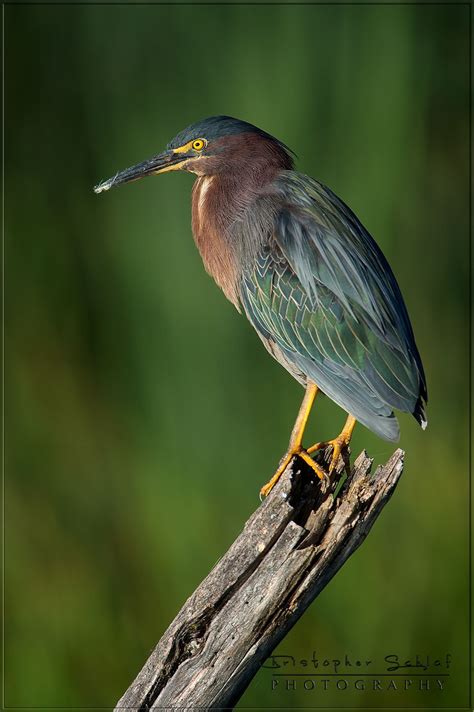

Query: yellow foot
<box><xmin>307</xmin><ymin>434</ymin><xmax>351</xmax><ymax>475</ymax></box>
<box><xmin>260</xmin><ymin>446</ymin><xmax>325</xmax><ymax>498</ymax></box>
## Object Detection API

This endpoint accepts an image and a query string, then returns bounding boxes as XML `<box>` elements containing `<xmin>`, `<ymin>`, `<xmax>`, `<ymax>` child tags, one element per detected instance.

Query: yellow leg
<box><xmin>307</xmin><ymin>414</ymin><xmax>357</xmax><ymax>474</ymax></box>
<box><xmin>260</xmin><ymin>382</ymin><xmax>325</xmax><ymax>497</ymax></box>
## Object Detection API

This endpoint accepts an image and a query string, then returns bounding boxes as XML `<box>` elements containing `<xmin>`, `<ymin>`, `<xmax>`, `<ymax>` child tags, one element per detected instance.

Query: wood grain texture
<box><xmin>115</xmin><ymin>447</ymin><xmax>404</xmax><ymax>711</ymax></box>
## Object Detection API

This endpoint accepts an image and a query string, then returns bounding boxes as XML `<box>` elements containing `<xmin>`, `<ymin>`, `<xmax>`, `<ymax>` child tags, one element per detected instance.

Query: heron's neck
<box><xmin>191</xmin><ymin>164</ymin><xmax>280</xmax><ymax>309</ymax></box>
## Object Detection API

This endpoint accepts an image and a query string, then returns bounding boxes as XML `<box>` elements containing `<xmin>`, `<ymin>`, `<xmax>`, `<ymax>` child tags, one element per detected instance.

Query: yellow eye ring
<box><xmin>192</xmin><ymin>139</ymin><xmax>205</xmax><ymax>151</ymax></box>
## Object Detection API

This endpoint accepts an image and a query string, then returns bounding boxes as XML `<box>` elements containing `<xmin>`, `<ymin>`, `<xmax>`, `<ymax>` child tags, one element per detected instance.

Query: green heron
<box><xmin>94</xmin><ymin>116</ymin><xmax>427</xmax><ymax>496</ymax></box>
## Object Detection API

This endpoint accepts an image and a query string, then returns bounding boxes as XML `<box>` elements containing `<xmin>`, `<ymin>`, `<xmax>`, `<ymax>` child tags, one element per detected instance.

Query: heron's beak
<box><xmin>94</xmin><ymin>149</ymin><xmax>191</xmax><ymax>194</ymax></box>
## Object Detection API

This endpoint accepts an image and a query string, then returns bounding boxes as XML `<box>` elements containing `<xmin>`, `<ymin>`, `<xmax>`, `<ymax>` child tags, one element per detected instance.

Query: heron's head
<box><xmin>94</xmin><ymin>116</ymin><xmax>294</xmax><ymax>194</ymax></box>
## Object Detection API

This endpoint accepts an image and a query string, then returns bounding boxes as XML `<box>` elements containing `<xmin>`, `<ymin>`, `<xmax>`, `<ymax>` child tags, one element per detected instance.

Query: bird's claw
<box><xmin>307</xmin><ymin>434</ymin><xmax>352</xmax><ymax>475</ymax></box>
<box><xmin>260</xmin><ymin>446</ymin><xmax>325</xmax><ymax>498</ymax></box>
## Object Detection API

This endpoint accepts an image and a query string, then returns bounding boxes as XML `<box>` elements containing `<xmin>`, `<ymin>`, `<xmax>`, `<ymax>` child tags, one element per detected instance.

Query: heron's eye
<box><xmin>192</xmin><ymin>139</ymin><xmax>205</xmax><ymax>151</ymax></box>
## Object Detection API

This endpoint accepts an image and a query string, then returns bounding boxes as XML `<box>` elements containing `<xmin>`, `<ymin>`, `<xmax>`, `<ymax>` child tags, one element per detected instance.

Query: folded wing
<box><xmin>240</xmin><ymin>172</ymin><xmax>427</xmax><ymax>441</ymax></box>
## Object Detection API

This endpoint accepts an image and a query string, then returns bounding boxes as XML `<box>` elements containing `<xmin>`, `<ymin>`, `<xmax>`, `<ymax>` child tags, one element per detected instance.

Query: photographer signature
<box><xmin>263</xmin><ymin>652</ymin><xmax>452</xmax><ymax>674</ymax></box>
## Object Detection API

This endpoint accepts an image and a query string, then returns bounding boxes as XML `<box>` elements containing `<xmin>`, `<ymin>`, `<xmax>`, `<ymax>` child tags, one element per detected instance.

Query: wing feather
<box><xmin>240</xmin><ymin>172</ymin><xmax>427</xmax><ymax>440</ymax></box>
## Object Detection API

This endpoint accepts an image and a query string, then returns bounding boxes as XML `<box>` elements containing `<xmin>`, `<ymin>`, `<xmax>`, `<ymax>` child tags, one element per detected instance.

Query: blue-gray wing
<box><xmin>240</xmin><ymin>172</ymin><xmax>427</xmax><ymax>441</ymax></box>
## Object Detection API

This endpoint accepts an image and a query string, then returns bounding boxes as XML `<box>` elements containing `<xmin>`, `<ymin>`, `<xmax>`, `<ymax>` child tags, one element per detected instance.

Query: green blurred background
<box><xmin>5</xmin><ymin>3</ymin><xmax>469</xmax><ymax>710</ymax></box>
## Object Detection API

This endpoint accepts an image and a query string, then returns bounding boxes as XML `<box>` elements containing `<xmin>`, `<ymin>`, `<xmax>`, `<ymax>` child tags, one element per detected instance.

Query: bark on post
<box><xmin>115</xmin><ymin>447</ymin><xmax>404</xmax><ymax>710</ymax></box>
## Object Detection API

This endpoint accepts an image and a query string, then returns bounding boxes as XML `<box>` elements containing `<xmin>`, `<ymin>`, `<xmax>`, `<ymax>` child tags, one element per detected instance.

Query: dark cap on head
<box><xmin>167</xmin><ymin>115</ymin><xmax>292</xmax><ymax>154</ymax></box>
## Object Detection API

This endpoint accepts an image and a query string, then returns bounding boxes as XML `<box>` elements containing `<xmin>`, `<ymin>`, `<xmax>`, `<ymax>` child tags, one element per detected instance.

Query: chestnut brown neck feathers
<box><xmin>191</xmin><ymin>133</ymin><xmax>292</xmax><ymax>308</ymax></box>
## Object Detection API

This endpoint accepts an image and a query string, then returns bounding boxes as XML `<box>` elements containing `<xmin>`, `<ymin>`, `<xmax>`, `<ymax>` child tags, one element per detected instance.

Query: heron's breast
<box><xmin>191</xmin><ymin>177</ymin><xmax>241</xmax><ymax>309</ymax></box>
